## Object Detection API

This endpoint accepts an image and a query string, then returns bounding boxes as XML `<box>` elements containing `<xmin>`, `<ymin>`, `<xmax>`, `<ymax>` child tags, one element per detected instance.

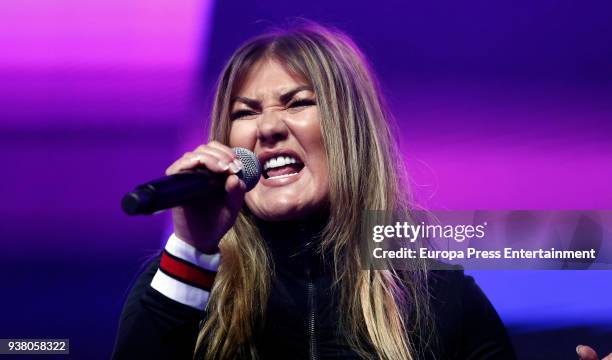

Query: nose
<box><xmin>256</xmin><ymin>107</ymin><xmax>288</xmax><ymax>146</ymax></box>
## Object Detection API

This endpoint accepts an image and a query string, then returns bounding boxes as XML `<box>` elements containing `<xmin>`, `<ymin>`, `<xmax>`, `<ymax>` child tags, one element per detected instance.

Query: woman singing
<box><xmin>113</xmin><ymin>22</ymin><xmax>517</xmax><ymax>359</ymax></box>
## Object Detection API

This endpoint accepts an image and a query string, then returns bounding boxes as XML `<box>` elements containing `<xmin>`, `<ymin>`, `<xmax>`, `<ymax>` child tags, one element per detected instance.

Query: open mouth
<box><xmin>262</xmin><ymin>154</ymin><xmax>305</xmax><ymax>180</ymax></box>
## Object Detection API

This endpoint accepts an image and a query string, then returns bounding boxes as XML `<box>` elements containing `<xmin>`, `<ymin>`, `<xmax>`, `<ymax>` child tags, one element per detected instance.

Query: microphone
<box><xmin>121</xmin><ymin>147</ymin><xmax>261</xmax><ymax>215</ymax></box>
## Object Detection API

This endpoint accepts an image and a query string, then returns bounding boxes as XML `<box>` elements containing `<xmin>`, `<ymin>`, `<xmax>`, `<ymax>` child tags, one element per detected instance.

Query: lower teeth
<box><xmin>268</xmin><ymin>172</ymin><xmax>298</xmax><ymax>180</ymax></box>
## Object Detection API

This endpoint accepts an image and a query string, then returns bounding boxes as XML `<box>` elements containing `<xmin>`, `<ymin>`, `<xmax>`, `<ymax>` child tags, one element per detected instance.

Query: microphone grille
<box><xmin>233</xmin><ymin>147</ymin><xmax>261</xmax><ymax>191</ymax></box>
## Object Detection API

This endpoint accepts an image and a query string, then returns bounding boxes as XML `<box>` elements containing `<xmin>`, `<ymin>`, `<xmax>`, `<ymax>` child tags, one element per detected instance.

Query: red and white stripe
<box><xmin>151</xmin><ymin>233</ymin><xmax>219</xmax><ymax>310</ymax></box>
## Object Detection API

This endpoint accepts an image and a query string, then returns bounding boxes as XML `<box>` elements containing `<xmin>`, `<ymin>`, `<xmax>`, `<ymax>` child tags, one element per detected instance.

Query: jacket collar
<box><xmin>255</xmin><ymin>211</ymin><xmax>331</xmax><ymax>276</ymax></box>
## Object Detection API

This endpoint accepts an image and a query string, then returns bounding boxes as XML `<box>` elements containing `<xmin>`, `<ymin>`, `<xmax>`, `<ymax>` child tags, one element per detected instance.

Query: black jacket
<box><xmin>112</xmin><ymin>220</ymin><xmax>516</xmax><ymax>359</ymax></box>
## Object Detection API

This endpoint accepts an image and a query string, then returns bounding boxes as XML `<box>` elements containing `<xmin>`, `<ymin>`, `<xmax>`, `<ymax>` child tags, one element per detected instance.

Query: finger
<box><xmin>577</xmin><ymin>345</ymin><xmax>598</xmax><ymax>360</ymax></box>
<box><xmin>166</xmin><ymin>152</ymin><xmax>193</xmax><ymax>175</ymax></box>
<box><xmin>207</xmin><ymin>141</ymin><xmax>237</xmax><ymax>160</ymax></box>
<box><xmin>166</xmin><ymin>152</ymin><xmax>230</xmax><ymax>176</ymax></box>
<box><xmin>194</xmin><ymin>143</ymin><xmax>236</xmax><ymax>165</ymax></box>
<box><xmin>194</xmin><ymin>144</ymin><xmax>242</xmax><ymax>174</ymax></box>
<box><xmin>602</xmin><ymin>353</ymin><xmax>612</xmax><ymax>360</ymax></box>
<box><xmin>224</xmin><ymin>174</ymin><xmax>247</xmax><ymax>212</ymax></box>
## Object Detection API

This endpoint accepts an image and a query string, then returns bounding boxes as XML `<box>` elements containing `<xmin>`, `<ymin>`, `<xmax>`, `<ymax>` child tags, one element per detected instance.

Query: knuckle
<box><xmin>210</xmin><ymin>140</ymin><xmax>232</xmax><ymax>152</ymax></box>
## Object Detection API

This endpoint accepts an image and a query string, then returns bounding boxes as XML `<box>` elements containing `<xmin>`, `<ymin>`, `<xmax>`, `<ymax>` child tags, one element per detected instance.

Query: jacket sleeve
<box><xmin>111</xmin><ymin>253</ymin><xmax>204</xmax><ymax>360</ymax></box>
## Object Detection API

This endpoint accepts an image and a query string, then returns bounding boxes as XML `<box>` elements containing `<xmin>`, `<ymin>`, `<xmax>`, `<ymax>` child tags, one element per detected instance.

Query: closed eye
<box><xmin>230</xmin><ymin>110</ymin><xmax>258</xmax><ymax>120</ymax></box>
<box><xmin>289</xmin><ymin>99</ymin><xmax>316</xmax><ymax>108</ymax></box>
<box><xmin>230</xmin><ymin>99</ymin><xmax>315</xmax><ymax>120</ymax></box>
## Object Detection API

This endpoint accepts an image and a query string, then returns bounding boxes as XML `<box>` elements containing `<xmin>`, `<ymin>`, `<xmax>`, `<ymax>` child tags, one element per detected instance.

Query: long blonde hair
<box><xmin>196</xmin><ymin>21</ymin><xmax>432</xmax><ymax>360</ymax></box>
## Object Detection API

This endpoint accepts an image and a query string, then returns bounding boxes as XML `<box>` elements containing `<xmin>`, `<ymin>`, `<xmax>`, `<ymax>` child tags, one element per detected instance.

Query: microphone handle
<box><xmin>121</xmin><ymin>168</ymin><xmax>225</xmax><ymax>215</ymax></box>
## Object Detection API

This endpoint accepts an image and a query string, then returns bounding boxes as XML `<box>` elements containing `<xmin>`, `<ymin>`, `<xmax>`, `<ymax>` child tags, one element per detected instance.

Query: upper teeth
<box><xmin>263</xmin><ymin>156</ymin><xmax>298</xmax><ymax>170</ymax></box>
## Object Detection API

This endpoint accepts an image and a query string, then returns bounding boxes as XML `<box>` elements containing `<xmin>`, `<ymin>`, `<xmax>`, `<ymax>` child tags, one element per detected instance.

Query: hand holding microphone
<box><xmin>121</xmin><ymin>141</ymin><xmax>261</xmax><ymax>254</ymax></box>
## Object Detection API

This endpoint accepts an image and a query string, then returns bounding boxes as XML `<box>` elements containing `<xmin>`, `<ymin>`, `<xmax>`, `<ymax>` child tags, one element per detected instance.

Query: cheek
<box><xmin>228</xmin><ymin>121</ymin><xmax>257</xmax><ymax>149</ymax></box>
<box><xmin>302</xmin><ymin>128</ymin><xmax>328</xmax><ymax>175</ymax></box>
<box><xmin>293</xmin><ymin>112</ymin><xmax>325</xmax><ymax>153</ymax></box>
<box><xmin>299</xmin><ymin>123</ymin><xmax>329</xmax><ymax>197</ymax></box>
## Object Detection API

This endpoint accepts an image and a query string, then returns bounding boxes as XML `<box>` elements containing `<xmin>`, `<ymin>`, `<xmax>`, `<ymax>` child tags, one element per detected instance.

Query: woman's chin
<box><xmin>249</xmin><ymin>204</ymin><xmax>304</xmax><ymax>222</ymax></box>
<box><xmin>245</xmin><ymin>178</ymin><xmax>329</xmax><ymax>221</ymax></box>
<box><xmin>247</xmin><ymin>198</ymin><xmax>320</xmax><ymax>222</ymax></box>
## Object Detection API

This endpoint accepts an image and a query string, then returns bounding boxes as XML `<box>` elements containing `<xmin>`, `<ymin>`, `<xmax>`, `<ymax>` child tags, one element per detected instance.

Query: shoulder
<box><xmin>426</xmin><ymin>267</ymin><xmax>502</xmax><ymax>329</ymax></box>
<box><xmin>424</xmin><ymin>266</ymin><xmax>516</xmax><ymax>359</ymax></box>
<box><xmin>422</xmin><ymin>263</ymin><xmax>470</xmax><ymax>318</ymax></box>
<box><xmin>423</xmin><ymin>266</ymin><xmax>466</xmax><ymax>355</ymax></box>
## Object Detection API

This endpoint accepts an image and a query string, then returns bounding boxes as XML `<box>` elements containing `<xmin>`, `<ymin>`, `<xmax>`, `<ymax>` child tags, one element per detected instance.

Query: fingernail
<box><xmin>229</xmin><ymin>159</ymin><xmax>242</xmax><ymax>173</ymax></box>
<box><xmin>576</xmin><ymin>345</ymin><xmax>583</xmax><ymax>353</ymax></box>
<box><xmin>217</xmin><ymin>160</ymin><xmax>229</xmax><ymax>170</ymax></box>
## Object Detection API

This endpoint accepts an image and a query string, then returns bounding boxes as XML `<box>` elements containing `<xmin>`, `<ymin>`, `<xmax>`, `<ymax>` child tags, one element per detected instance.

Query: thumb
<box><xmin>577</xmin><ymin>345</ymin><xmax>599</xmax><ymax>360</ymax></box>
<box><xmin>225</xmin><ymin>174</ymin><xmax>247</xmax><ymax>212</ymax></box>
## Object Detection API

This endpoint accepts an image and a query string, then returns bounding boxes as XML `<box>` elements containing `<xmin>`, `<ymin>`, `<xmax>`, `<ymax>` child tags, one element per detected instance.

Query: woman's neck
<box><xmin>255</xmin><ymin>210</ymin><xmax>330</xmax><ymax>269</ymax></box>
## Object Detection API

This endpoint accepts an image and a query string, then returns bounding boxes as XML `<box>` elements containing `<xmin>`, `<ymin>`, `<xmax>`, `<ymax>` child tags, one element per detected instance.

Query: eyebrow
<box><xmin>231</xmin><ymin>85</ymin><xmax>313</xmax><ymax>109</ymax></box>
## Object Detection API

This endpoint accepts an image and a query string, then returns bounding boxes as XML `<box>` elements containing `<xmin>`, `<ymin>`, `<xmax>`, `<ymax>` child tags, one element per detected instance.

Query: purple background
<box><xmin>1</xmin><ymin>0</ymin><xmax>610</xmax><ymax>358</ymax></box>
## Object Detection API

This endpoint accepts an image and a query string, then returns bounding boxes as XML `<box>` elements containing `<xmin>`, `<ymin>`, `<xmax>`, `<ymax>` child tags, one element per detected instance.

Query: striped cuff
<box><xmin>150</xmin><ymin>233</ymin><xmax>220</xmax><ymax>310</ymax></box>
<box><xmin>164</xmin><ymin>233</ymin><xmax>221</xmax><ymax>271</ymax></box>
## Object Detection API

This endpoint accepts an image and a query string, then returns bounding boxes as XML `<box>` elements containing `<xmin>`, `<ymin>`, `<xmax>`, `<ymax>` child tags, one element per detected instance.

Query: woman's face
<box><xmin>228</xmin><ymin>58</ymin><xmax>329</xmax><ymax>221</ymax></box>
